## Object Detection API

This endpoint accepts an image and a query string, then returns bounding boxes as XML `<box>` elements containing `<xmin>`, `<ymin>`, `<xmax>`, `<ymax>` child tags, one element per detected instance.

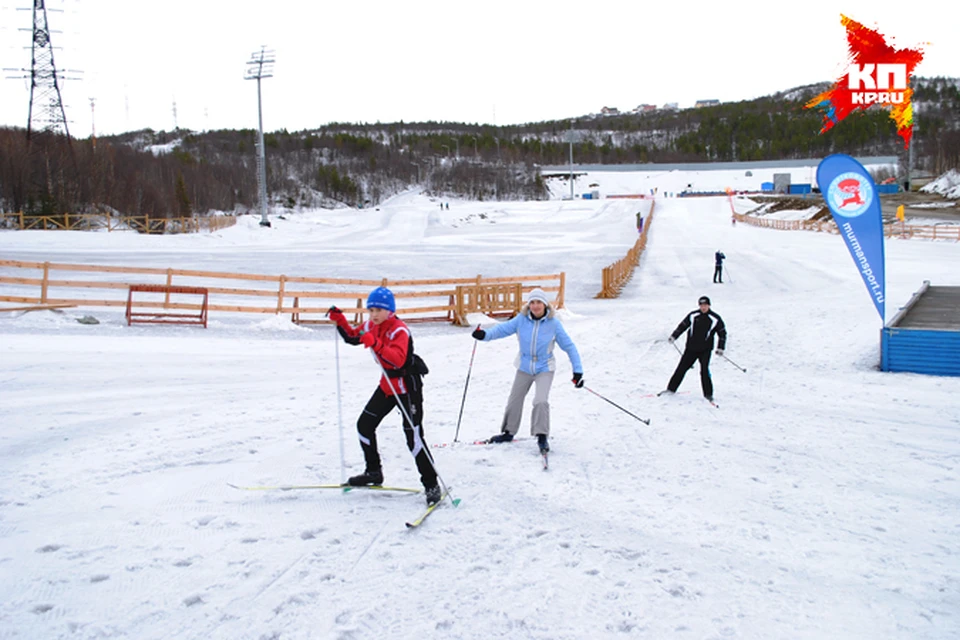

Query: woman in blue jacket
<box><xmin>471</xmin><ymin>288</ymin><xmax>583</xmax><ymax>453</ymax></box>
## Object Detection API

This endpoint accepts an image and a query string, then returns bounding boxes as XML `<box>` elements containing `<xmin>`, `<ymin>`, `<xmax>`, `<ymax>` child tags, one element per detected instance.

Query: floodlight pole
<box><xmin>245</xmin><ymin>46</ymin><xmax>275</xmax><ymax>227</ymax></box>
<box><xmin>568</xmin><ymin>121</ymin><xmax>575</xmax><ymax>200</ymax></box>
<box><xmin>89</xmin><ymin>97</ymin><xmax>97</xmax><ymax>151</ymax></box>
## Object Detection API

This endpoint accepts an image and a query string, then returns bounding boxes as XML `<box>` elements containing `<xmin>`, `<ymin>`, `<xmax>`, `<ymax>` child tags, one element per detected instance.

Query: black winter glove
<box><xmin>472</xmin><ymin>328</ymin><xmax>486</xmax><ymax>340</ymax></box>
<box><xmin>572</xmin><ymin>372</ymin><xmax>584</xmax><ymax>388</ymax></box>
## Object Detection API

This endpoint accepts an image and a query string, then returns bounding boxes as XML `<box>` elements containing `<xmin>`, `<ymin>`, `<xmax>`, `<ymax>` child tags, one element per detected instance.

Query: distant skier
<box><xmin>664</xmin><ymin>296</ymin><xmax>726</xmax><ymax>402</ymax></box>
<box><xmin>714</xmin><ymin>250</ymin><xmax>726</xmax><ymax>283</ymax></box>
<box><xmin>636</xmin><ymin>211</ymin><xmax>644</xmax><ymax>234</ymax></box>
<box><xmin>327</xmin><ymin>287</ymin><xmax>441</xmax><ymax>506</ymax></box>
<box><xmin>471</xmin><ymin>288</ymin><xmax>583</xmax><ymax>454</ymax></box>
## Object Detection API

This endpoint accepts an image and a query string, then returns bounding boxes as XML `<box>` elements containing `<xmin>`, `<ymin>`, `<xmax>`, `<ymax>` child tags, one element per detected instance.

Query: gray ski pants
<box><xmin>500</xmin><ymin>370</ymin><xmax>555</xmax><ymax>436</ymax></box>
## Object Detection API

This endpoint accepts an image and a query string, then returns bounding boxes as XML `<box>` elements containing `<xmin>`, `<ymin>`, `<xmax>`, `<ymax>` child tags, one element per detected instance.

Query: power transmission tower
<box><xmin>3</xmin><ymin>0</ymin><xmax>77</xmax><ymax>140</ymax></box>
<box><xmin>4</xmin><ymin>0</ymin><xmax>79</xmax><ymax>215</ymax></box>
<box><xmin>244</xmin><ymin>46</ymin><xmax>275</xmax><ymax>228</ymax></box>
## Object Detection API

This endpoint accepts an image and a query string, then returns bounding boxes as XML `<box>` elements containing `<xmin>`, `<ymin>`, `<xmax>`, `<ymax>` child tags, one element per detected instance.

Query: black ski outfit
<box><xmin>667</xmin><ymin>302</ymin><xmax>727</xmax><ymax>399</ymax></box>
<box><xmin>713</xmin><ymin>251</ymin><xmax>726</xmax><ymax>283</ymax></box>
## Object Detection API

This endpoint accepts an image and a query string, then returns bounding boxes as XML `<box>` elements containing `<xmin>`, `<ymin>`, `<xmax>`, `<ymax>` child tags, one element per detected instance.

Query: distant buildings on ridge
<box><xmin>591</xmin><ymin>100</ymin><xmax>713</xmax><ymax>118</ymax></box>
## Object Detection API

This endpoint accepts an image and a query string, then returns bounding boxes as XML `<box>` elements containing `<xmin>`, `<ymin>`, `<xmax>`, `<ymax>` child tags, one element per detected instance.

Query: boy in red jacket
<box><xmin>327</xmin><ymin>287</ymin><xmax>441</xmax><ymax>505</ymax></box>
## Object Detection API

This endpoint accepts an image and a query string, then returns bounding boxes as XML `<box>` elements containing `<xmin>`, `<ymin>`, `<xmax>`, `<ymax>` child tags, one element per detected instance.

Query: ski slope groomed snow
<box><xmin>2</xmin><ymin>171</ymin><xmax>959</xmax><ymax>640</ymax></box>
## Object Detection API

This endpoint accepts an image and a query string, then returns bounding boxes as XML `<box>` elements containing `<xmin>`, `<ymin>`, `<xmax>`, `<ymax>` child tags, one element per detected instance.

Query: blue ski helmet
<box><xmin>366</xmin><ymin>286</ymin><xmax>396</xmax><ymax>312</ymax></box>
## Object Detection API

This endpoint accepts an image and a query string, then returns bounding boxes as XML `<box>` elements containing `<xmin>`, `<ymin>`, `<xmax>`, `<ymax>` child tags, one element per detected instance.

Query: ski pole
<box><xmin>721</xmin><ymin>353</ymin><xmax>747</xmax><ymax>373</ymax></box>
<box><xmin>364</xmin><ymin>341</ymin><xmax>458</xmax><ymax>505</ymax></box>
<box><xmin>453</xmin><ymin>325</ymin><xmax>481</xmax><ymax>442</ymax></box>
<box><xmin>335</xmin><ymin>326</ymin><xmax>346</xmax><ymax>485</ymax></box>
<box><xmin>724</xmin><ymin>265</ymin><xmax>734</xmax><ymax>284</ymax></box>
<box><xmin>584</xmin><ymin>386</ymin><xmax>651</xmax><ymax>425</ymax></box>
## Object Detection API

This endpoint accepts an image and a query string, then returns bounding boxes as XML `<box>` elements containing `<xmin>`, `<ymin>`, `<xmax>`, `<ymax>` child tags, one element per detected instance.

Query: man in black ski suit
<box><xmin>713</xmin><ymin>250</ymin><xmax>726</xmax><ymax>283</ymax></box>
<box><xmin>665</xmin><ymin>296</ymin><xmax>727</xmax><ymax>401</ymax></box>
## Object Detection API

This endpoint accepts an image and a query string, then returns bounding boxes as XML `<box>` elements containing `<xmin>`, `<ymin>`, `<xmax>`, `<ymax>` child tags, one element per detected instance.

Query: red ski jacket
<box><xmin>334</xmin><ymin>313</ymin><xmax>412</xmax><ymax>396</ymax></box>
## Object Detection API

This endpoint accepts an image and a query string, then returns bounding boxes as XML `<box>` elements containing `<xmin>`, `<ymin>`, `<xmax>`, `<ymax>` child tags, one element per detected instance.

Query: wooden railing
<box><xmin>0</xmin><ymin>212</ymin><xmax>237</xmax><ymax>234</ymax></box>
<box><xmin>728</xmin><ymin>194</ymin><xmax>960</xmax><ymax>241</ymax></box>
<box><xmin>597</xmin><ymin>201</ymin><xmax>656</xmax><ymax>298</ymax></box>
<box><xmin>731</xmin><ymin>211</ymin><xmax>960</xmax><ymax>240</ymax></box>
<box><xmin>0</xmin><ymin>259</ymin><xmax>564</xmax><ymax>326</ymax></box>
<box><xmin>884</xmin><ymin>222</ymin><xmax>960</xmax><ymax>241</ymax></box>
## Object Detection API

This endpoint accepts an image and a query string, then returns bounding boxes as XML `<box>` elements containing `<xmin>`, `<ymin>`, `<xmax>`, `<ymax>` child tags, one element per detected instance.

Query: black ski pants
<box><xmin>667</xmin><ymin>348</ymin><xmax>713</xmax><ymax>398</ymax></box>
<box><xmin>356</xmin><ymin>378</ymin><xmax>437</xmax><ymax>489</ymax></box>
<box><xmin>713</xmin><ymin>265</ymin><xmax>723</xmax><ymax>283</ymax></box>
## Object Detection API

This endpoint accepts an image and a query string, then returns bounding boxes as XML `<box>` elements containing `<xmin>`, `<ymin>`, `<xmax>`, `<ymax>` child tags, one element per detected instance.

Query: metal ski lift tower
<box><xmin>244</xmin><ymin>46</ymin><xmax>275</xmax><ymax>228</ymax></box>
<box><xmin>4</xmin><ymin>0</ymin><xmax>73</xmax><ymax>140</ymax></box>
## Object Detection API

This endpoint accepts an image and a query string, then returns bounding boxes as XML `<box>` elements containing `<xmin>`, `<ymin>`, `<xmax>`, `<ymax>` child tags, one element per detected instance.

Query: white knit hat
<box><xmin>527</xmin><ymin>288</ymin><xmax>549</xmax><ymax>304</ymax></box>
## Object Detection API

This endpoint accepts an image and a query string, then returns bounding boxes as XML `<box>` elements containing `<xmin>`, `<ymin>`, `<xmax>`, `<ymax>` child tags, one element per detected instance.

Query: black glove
<box><xmin>572</xmin><ymin>372</ymin><xmax>584</xmax><ymax>388</ymax></box>
<box><xmin>472</xmin><ymin>328</ymin><xmax>486</xmax><ymax>340</ymax></box>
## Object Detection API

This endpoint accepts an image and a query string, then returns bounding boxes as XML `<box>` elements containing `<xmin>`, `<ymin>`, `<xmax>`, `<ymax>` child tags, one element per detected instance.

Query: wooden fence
<box><xmin>0</xmin><ymin>259</ymin><xmax>564</xmax><ymax>326</ymax></box>
<box><xmin>0</xmin><ymin>212</ymin><xmax>237</xmax><ymax>234</ymax></box>
<box><xmin>728</xmin><ymin>194</ymin><xmax>960</xmax><ymax>241</ymax></box>
<box><xmin>597</xmin><ymin>200</ymin><xmax>656</xmax><ymax>298</ymax></box>
<box><xmin>731</xmin><ymin>211</ymin><xmax>960</xmax><ymax>240</ymax></box>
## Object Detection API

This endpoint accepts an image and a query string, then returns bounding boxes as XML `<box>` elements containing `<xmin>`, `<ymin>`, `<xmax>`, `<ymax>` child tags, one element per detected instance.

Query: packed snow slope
<box><xmin>1</xmin><ymin>176</ymin><xmax>959</xmax><ymax>640</ymax></box>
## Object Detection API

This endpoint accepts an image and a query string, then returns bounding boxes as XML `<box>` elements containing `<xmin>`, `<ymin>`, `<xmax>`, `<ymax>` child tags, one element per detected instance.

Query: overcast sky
<box><xmin>1</xmin><ymin>0</ymin><xmax>956</xmax><ymax>138</ymax></box>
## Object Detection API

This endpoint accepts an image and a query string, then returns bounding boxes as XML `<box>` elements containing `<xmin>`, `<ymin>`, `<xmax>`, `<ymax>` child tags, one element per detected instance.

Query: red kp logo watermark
<box><xmin>805</xmin><ymin>15</ymin><xmax>925</xmax><ymax>148</ymax></box>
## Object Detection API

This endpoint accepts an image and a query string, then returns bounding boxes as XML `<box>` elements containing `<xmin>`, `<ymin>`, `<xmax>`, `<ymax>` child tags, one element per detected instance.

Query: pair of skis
<box><xmin>228</xmin><ymin>483</ymin><xmax>458</xmax><ymax>528</ymax></box>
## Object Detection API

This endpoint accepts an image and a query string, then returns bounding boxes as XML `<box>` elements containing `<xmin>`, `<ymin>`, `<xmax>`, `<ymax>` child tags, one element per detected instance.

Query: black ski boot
<box><xmin>425</xmin><ymin>484</ymin><xmax>442</xmax><ymax>506</ymax></box>
<box><xmin>487</xmin><ymin>432</ymin><xmax>514</xmax><ymax>444</ymax></box>
<box><xmin>537</xmin><ymin>434</ymin><xmax>550</xmax><ymax>453</ymax></box>
<box><xmin>347</xmin><ymin>468</ymin><xmax>383</xmax><ymax>487</ymax></box>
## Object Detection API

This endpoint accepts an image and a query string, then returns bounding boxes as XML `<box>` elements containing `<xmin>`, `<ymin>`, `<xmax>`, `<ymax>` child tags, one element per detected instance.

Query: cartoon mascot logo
<box><xmin>827</xmin><ymin>172</ymin><xmax>874</xmax><ymax>218</ymax></box>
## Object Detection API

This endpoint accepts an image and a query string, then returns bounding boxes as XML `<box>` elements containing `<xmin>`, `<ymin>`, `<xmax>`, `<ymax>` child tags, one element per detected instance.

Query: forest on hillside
<box><xmin>1</xmin><ymin>77</ymin><xmax>957</xmax><ymax>220</ymax></box>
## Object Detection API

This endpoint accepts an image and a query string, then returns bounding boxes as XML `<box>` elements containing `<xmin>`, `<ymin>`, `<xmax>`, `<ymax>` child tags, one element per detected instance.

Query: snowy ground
<box><xmin>2</xmin><ymin>169</ymin><xmax>959</xmax><ymax>640</ymax></box>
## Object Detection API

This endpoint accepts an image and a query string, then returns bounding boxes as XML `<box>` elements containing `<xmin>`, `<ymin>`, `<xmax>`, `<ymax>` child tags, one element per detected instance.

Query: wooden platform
<box><xmin>882</xmin><ymin>282</ymin><xmax>960</xmax><ymax>376</ymax></box>
<box><xmin>892</xmin><ymin>285</ymin><xmax>960</xmax><ymax>331</ymax></box>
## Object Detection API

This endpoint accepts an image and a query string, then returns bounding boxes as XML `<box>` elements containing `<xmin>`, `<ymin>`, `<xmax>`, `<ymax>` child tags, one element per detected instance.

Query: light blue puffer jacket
<box><xmin>483</xmin><ymin>306</ymin><xmax>582</xmax><ymax>376</ymax></box>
